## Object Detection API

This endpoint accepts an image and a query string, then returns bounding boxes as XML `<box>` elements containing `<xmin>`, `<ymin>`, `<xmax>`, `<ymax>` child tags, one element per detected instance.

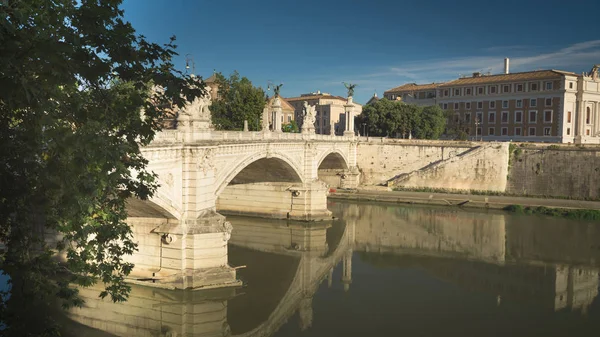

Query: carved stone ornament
<box><xmin>197</xmin><ymin>148</ymin><xmax>216</xmax><ymax>173</ymax></box>
<box><xmin>222</xmin><ymin>221</ymin><xmax>233</xmax><ymax>241</ymax></box>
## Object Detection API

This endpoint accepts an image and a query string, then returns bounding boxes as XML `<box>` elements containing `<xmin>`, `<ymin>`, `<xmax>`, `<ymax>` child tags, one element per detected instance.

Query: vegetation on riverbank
<box><xmin>503</xmin><ymin>205</ymin><xmax>600</xmax><ymax>221</ymax></box>
<box><xmin>390</xmin><ymin>186</ymin><xmax>600</xmax><ymax>202</ymax></box>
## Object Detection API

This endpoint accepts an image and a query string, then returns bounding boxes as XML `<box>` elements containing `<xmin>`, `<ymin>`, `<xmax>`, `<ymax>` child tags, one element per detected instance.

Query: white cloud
<box><xmin>349</xmin><ymin>40</ymin><xmax>600</xmax><ymax>90</ymax></box>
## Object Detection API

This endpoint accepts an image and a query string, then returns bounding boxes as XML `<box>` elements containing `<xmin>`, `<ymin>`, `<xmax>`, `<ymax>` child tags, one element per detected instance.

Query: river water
<box><xmin>63</xmin><ymin>200</ymin><xmax>600</xmax><ymax>336</ymax></box>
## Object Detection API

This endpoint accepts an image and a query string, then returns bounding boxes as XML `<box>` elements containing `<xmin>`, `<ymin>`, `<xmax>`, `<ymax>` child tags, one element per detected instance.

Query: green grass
<box><xmin>391</xmin><ymin>186</ymin><xmax>599</xmax><ymax>201</ymax></box>
<box><xmin>503</xmin><ymin>205</ymin><xmax>600</xmax><ymax>221</ymax></box>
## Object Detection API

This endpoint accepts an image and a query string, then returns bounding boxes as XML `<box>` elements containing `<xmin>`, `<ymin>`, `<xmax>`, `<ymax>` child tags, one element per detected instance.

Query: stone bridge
<box><xmin>124</xmin><ymin>94</ymin><xmax>360</xmax><ymax>290</ymax></box>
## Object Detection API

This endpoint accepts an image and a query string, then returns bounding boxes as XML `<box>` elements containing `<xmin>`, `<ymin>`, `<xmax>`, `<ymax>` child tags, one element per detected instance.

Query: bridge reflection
<box><xmin>66</xmin><ymin>202</ymin><xmax>600</xmax><ymax>336</ymax></box>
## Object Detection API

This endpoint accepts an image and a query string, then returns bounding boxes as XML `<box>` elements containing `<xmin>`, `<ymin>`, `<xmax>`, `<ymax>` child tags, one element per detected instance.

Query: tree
<box><xmin>210</xmin><ymin>71</ymin><xmax>265</xmax><ymax>131</ymax></box>
<box><xmin>355</xmin><ymin>99</ymin><xmax>447</xmax><ymax>139</ymax></box>
<box><xmin>282</xmin><ymin>120</ymin><xmax>299</xmax><ymax>133</ymax></box>
<box><xmin>444</xmin><ymin>110</ymin><xmax>470</xmax><ymax>140</ymax></box>
<box><xmin>0</xmin><ymin>0</ymin><xmax>203</xmax><ymax>334</ymax></box>
<box><xmin>415</xmin><ymin>105</ymin><xmax>446</xmax><ymax>139</ymax></box>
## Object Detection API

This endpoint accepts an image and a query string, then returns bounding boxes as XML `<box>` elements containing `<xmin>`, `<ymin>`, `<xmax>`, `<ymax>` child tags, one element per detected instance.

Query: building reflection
<box><xmin>66</xmin><ymin>202</ymin><xmax>600</xmax><ymax>336</ymax></box>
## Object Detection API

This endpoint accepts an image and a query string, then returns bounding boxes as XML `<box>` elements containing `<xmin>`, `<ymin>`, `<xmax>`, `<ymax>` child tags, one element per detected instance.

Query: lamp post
<box><xmin>475</xmin><ymin>116</ymin><xmax>481</xmax><ymax>141</ymax></box>
<box><xmin>362</xmin><ymin>123</ymin><xmax>366</xmax><ymax>138</ymax></box>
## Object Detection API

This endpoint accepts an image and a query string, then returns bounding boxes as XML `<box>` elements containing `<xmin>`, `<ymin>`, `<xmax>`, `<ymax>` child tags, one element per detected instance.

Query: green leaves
<box><xmin>0</xmin><ymin>0</ymin><xmax>203</xmax><ymax>333</ymax></box>
<box><xmin>356</xmin><ymin>99</ymin><xmax>446</xmax><ymax>139</ymax></box>
<box><xmin>210</xmin><ymin>71</ymin><xmax>265</xmax><ymax>131</ymax></box>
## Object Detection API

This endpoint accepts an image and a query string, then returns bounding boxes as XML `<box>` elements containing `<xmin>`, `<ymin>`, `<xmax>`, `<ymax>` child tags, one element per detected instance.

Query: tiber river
<box><xmin>62</xmin><ymin>200</ymin><xmax>600</xmax><ymax>336</ymax></box>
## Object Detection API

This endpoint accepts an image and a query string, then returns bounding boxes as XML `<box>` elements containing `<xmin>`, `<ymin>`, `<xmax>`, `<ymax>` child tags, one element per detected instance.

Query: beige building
<box><xmin>285</xmin><ymin>92</ymin><xmax>363</xmax><ymax>135</ymax></box>
<box><xmin>384</xmin><ymin>62</ymin><xmax>600</xmax><ymax>144</ymax></box>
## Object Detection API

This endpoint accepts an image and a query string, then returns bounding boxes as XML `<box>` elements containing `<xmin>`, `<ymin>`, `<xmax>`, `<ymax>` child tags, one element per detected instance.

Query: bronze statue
<box><xmin>273</xmin><ymin>83</ymin><xmax>283</xmax><ymax>97</ymax></box>
<box><xmin>343</xmin><ymin>82</ymin><xmax>357</xmax><ymax>97</ymax></box>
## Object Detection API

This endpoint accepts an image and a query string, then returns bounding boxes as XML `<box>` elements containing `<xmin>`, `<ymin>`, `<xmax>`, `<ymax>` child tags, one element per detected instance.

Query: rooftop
<box><xmin>438</xmin><ymin>69</ymin><xmax>576</xmax><ymax>87</ymax></box>
<box><xmin>267</xmin><ymin>96</ymin><xmax>295</xmax><ymax>111</ymax></box>
<box><xmin>285</xmin><ymin>94</ymin><xmax>348</xmax><ymax>102</ymax></box>
<box><xmin>385</xmin><ymin>82</ymin><xmax>440</xmax><ymax>94</ymax></box>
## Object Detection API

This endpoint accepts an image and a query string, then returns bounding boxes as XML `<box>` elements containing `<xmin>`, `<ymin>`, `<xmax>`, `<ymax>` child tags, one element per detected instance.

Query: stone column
<box><xmin>272</xmin><ymin>97</ymin><xmax>283</xmax><ymax>133</ymax></box>
<box><xmin>343</xmin><ymin>97</ymin><xmax>355</xmax><ymax>137</ymax></box>
<box><xmin>261</xmin><ymin>106</ymin><xmax>270</xmax><ymax>132</ymax></box>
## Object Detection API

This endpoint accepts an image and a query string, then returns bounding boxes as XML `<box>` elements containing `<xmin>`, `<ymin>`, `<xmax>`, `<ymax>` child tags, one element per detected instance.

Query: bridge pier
<box><xmin>126</xmin><ymin>212</ymin><xmax>240</xmax><ymax>290</ymax></box>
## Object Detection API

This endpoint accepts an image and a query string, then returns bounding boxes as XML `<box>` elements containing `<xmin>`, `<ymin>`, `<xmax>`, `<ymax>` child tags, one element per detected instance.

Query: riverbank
<box><xmin>329</xmin><ymin>189</ymin><xmax>600</xmax><ymax>211</ymax></box>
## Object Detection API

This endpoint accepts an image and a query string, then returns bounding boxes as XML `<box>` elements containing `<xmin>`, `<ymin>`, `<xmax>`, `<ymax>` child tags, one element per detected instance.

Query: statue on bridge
<box><xmin>273</xmin><ymin>83</ymin><xmax>283</xmax><ymax>97</ymax></box>
<box><xmin>343</xmin><ymin>82</ymin><xmax>357</xmax><ymax>98</ymax></box>
<box><xmin>301</xmin><ymin>101</ymin><xmax>316</xmax><ymax>134</ymax></box>
<box><xmin>177</xmin><ymin>86</ymin><xmax>213</xmax><ymax>132</ymax></box>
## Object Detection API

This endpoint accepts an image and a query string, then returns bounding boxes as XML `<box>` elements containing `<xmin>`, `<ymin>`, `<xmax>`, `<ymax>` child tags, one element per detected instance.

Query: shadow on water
<box><xmin>24</xmin><ymin>200</ymin><xmax>600</xmax><ymax>336</ymax></box>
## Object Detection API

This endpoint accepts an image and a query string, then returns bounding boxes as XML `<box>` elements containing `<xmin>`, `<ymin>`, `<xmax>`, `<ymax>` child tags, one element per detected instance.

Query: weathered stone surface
<box><xmin>507</xmin><ymin>146</ymin><xmax>600</xmax><ymax>199</ymax></box>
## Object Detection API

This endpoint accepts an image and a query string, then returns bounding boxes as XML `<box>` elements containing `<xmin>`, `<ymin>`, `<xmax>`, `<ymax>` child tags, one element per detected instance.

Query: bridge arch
<box><xmin>316</xmin><ymin>150</ymin><xmax>349</xmax><ymax>170</ymax></box>
<box><xmin>215</xmin><ymin>152</ymin><xmax>304</xmax><ymax>197</ymax></box>
<box><xmin>316</xmin><ymin>150</ymin><xmax>349</xmax><ymax>188</ymax></box>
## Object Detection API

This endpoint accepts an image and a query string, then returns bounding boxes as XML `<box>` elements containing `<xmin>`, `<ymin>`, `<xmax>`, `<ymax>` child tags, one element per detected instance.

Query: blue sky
<box><xmin>121</xmin><ymin>0</ymin><xmax>600</xmax><ymax>104</ymax></box>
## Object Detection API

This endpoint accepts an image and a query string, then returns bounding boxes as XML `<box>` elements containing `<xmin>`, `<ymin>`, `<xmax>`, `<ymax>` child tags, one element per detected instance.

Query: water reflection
<box><xmin>65</xmin><ymin>201</ymin><xmax>600</xmax><ymax>336</ymax></box>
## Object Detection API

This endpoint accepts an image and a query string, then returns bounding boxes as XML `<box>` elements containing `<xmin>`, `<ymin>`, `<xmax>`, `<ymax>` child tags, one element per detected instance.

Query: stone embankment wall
<box><xmin>507</xmin><ymin>145</ymin><xmax>600</xmax><ymax>199</ymax></box>
<box><xmin>355</xmin><ymin>139</ymin><xmax>599</xmax><ymax>199</ymax></box>
<box><xmin>388</xmin><ymin>143</ymin><xmax>509</xmax><ymax>192</ymax></box>
<box><xmin>356</xmin><ymin>140</ymin><xmax>474</xmax><ymax>185</ymax></box>
<box><xmin>356</xmin><ymin>140</ymin><xmax>509</xmax><ymax>192</ymax></box>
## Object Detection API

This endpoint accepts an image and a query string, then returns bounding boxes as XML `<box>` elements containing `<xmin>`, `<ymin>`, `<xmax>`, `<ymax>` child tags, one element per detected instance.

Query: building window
<box><xmin>515</xmin><ymin>127</ymin><xmax>522</xmax><ymax>136</ymax></box>
<box><xmin>465</xmin><ymin>113</ymin><xmax>471</xmax><ymax>123</ymax></box>
<box><xmin>567</xmin><ymin>128</ymin><xmax>571</xmax><ymax>135</ymax></box>
<box><xmin>544</xmin><ymin>110</ymin><xmax>552</xmax><ymax>123</ymax></box>
<box><xmin>489</xmin><ymin>112</ymin><xmax>496</xmax><ymax>123</ymax></box>
<box><xmin>569</xmin><ymin>82</ymin><xmax>573</xmax><ymax>89</ymax></box>
<box><xmin>586</xmin><ymin>107</ymin><xmax>591</xmax><ymax>124</ymax></box>
<box><xmin>490</xmin><ymin>101</ymin><xmax>496</xmax><ymax>109</ymax></box>
<box><xmin>444</xmin><ymin>89</ymin><xmax>449</xmax><ymax>97</ymax></box>
<box><xmin>477</xmin><ymin>101</ymin><xmax>483</xmax><ymax>109</ymax></box>
<box><xmin>501</xmin><ymin>111</ymin><xmax>509</xmax><ymax>123</ymax></box>
<box><xmin>529</xmin><ymin>127</ymin><xmax>536</xmax><ymax>136</ymax></box>
<box><xmin>454</xmin><ymin>89</ymin><xmax>461</xmax><ymax>96</ymax></box>
<box><xmin>476</xmin><ymin>112</ymin><xmax>483</xmax><ymax>123</ymax></box>
<box><xmin>466</xmin><ymin>88</ymin><xmax>472</xmax><ymax>95</ymax></box>
<box><xmin>476</xmin><ymin>127</ymin><xmax>482</xmax><ymax>136</ymax></box>
<box><xmin>454</xmin><ymin>114</ymin><xmax>460</xmax><ymax>123</ymax></box>
<box><xmin>489</xmin><ymin>86</ymin><xmax>497</xmax><ymax>94</ymax></box>
<box><xmin>503</xmin><ymin>84</ymin><xmax>510</xmax><ymax>93</ymax></box>
<box><xmin>567</xmin><ymin>111</ymin><xmax>572</xmax><ymax>123</ymax></box>
<box><xmin>443</xmin><ymin>103</ymin><xmax>448</xmax><ymax>110</ymax></box>
<box><xmin>530</xmin><ymin>99</ymin><xmax>537</xmax><ymax>107</ymax></box>
<box><xmin>488</xmin><ymin>127</ymin><xmax>495</xmax><ymax>136</ymax></box>
<box><xmin>454</xmin><ymin>102</ymin><xmax>459</xmax><ymax>110</ymax></box>
<box><xmin>545</xmin><ymin>98</ymin><xmax>552</xmax><ymax>106</ymax></box>
<box><xmin>288</xmin><ymin>115</ymin><xmax>292</xmax><ymax>122</ymax></box>
<box><xmin>477</xmin><ymin>87</ymin><xmax>484</xmax><ymax>95</ymax></box>
<box><xmin>544</xmin><ymin>127</ymin><xmax>551</xmax><ymax>136</ymax></box>
<box><xmin>545</xmin><ymin>82</ymin><xmax>552</xmax><ymax>90</ymax></box>
<box><xmin>530</xmin><ymin>83</ymin><xmax>539</xmax><ymax>91</ymax></box>
<box><xmin>516</xmin><ymin>99</ymin><xmax>523</xmax><ymax>108</ymax></box>
<box><xmin>515</xmin><ymin>111</ymin><xmax>523</xmax><ymax>123</ymax></box>
<box><xmin>502</xmin><ymin>100</ymin><xmax>509</xmax><ymax>108</ymax></box>
<box><xmin>501</xmin><ymin>127</ymin><xmax>508</xmax><ymax>136</ymax></box>
<box><xmin>516</xmin><ymin>84</ymin><xmax>524</xmax><ymax>92</ymax></box>
<box><xmin>529</xmin><ymin>110</ymin><xmax>537</xmax><ymax>123</ymax></box>
<box><xmin>466</xmin><ymin>102</ymin><xmax>471</xmax><ymax>109</ymax></box>
<box><xmin>587</xmin><ymin>129</ymin><xmax>591</xmax><ymax>136</ymax></box>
